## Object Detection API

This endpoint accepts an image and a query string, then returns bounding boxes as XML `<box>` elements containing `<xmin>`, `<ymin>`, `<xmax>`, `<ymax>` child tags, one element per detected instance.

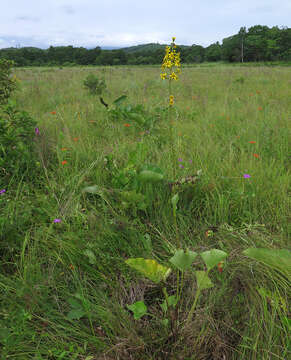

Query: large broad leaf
<box><xmin>125</xmin><ymin>258</ymin><xmax>171</xmax><ymax>284</ymax></box>
<box><xmin>169</xmin><ymin>249</ymin><xmax>198</xmax><ymax>271</ymax></box>
<box><xmin>113</xmin><ymin>95</ymin><xmax>127</xmax><ymax>107</ymax></box>
<box><xmin>200</xmin><ymin>249</ymin><xmax>228</xmax><ymax>271</ymax></box>
<box><xmin>139</xmin><ymin>170</ymin><xmax>164</xmax><ymax>182</ymax></box>
<box><xmin>243</xmin><ymin>248</ymin><xmax>291</xmax><ymax>278</ymax></box>
<box><xmin>127</xmin><ymin>301</ymin><xmax>147</xmax><ymax>320</ymax></box>
<box><xmin>195</xmin><ymin>271</ymin><xmax>214</xmax><ymax>290</ymax></box>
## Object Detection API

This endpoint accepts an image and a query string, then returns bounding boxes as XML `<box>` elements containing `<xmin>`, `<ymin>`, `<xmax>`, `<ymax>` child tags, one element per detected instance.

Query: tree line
<box><xmin>0</xmin><ymin>25</ymin><xmax>290</xmax><ymax>66</ymax></box>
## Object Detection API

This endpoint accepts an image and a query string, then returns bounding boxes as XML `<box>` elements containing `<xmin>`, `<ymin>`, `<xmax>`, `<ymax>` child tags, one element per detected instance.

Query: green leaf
<box><xmin>127</xmin><ymin>301</ymin><xmax>147</xmax><ymax>320</ymax></box>
<box><xmin>139</xmin><ymin>170</ymin><xmax>164</xmax><ymax>182</ymax></box>
<box><xmin>67</xmin><ymin>308</ymin><xmax>86</xmax><ymax>320</ymax></box>
<box><xmin>171</xmin><ymin>193</ymin><xmax>179</xmax><ymax>214</ymax></box>
<box><xmin>169</xmin><ymin>249</ymin><xmax>198</xmax><ymax>271</ymax></box>
<box><xmin>82</xmin><ymin>185</ymin><xmax>102</xmax><ymax>194</ymax></box>
<box><xmin>125</xmin><ymin>258</ymin><xmax>171</xmax><ymax>284</ymax></box>
<box><xmin>113</xmin><ymin>95</ymin><xmax>127</xmax><ymax>107</ymax></box>
<box><xmin>160</xmin><ymin>295</ymin><xmax>178</xmax><ymax>312</ymax></box>
<box><xmin>200</xmin><ymin>249</ymin><xmax>228</xmax><ymax>271</ymax></box>
<box><xmin>195</xmin><ymin>271</ymin><xmax>214</xmax><ymax>290</ymax></box>
<box><xmin>243</xmin><ymin>248</ymin><xmax>291</xmax><ymax>278</ymax></box>
<box><xmin>83</xmin><ymin>249</ymin><xmax>97</xmax><ymax>264</ymax></box>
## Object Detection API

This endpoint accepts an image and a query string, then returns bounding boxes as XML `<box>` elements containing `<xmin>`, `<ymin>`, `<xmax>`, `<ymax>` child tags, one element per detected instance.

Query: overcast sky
<box><xmin>1</xmin><ymin>0</ymin><xmax>290</xmax><ymax>49</ymax></box>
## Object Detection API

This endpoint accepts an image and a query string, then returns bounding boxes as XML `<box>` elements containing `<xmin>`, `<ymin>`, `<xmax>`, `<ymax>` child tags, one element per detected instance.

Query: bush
<box><xmin>0</xmin><ymin>59</ymin><xmax>17</xmax><ymax>105</ymax></box>
<box><xmin>0</xmin><ymin>101</ymin><xmax>38</xmax><ymax>180</ymax></box>
<box><xmin>83</xmin><ymin>73</ymin><xmax>106</xmax><ymax>95</ymax></box>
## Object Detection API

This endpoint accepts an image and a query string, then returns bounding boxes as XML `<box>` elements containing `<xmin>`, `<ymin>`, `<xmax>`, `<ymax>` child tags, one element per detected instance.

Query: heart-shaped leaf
<box><xmin>125</xmin><ymin>258</ymin><xmax>171</xmax><ymax>283</ymax></box>
<box><xmin>195</xmin><ymin>271</ymin><xmax>213</xmax><ymax>290</ymax></box>
<box><xmin>127</xmin><ymin>301</ymin><xmax>147</xmax><ymax>320</ymax></box>
<box><xmin>243</xmin><ymin>248</ymin><xmax>291</xmax><ymax>278</ymax></box>
<box><xmin>200</xmin><ymin>249</ymin><xmax>228</xmax><ymax>271</ymax></box>
<box><xmin>169</xmin><ymin>249</ymin><xmax>198</xmax><ymax>271</ymax></box>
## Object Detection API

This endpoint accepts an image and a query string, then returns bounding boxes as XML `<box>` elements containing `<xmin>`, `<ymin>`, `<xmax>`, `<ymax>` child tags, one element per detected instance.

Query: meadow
<box><xmin>0</xmin><ymin>62</ymin><xmax>290</xmax><ymax>359</ymax></box>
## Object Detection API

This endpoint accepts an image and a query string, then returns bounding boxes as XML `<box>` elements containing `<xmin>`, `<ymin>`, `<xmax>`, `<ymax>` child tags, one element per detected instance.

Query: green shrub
<box><xmin>0</xmin><ymin>101</ymin><xmax>38</xmax><ymax>180</ymax></box>
<box><xmin>83</xmin><ymin>73</ymin><xmax>106</xmax><ymax>95</ymax></box>
<box><xmin>0</xmin><ymin>59</ymin><xmax>17</xmax><ymax>105</ymax></box>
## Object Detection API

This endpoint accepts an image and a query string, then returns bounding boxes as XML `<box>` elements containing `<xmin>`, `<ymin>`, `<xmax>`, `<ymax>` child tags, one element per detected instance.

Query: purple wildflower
<box><xmin>178</xmin><ymin>158</ymin><xmax>183</xmax><ymax>162</ymax></box>
<box><xmin>243</xmin><ymin>174</ymin><xmax>251</xmax><ymax>178</ymax></box>
<box><xmin>53</xmin><ymin>218</ymin><xmax>61</xmax><ymax>223</ymax></box>
<box><xmin>0</xmin><ymin>189</ymin><xmax>6</xmax><ymax>195</ymax></box>
<box><xmin>35</xmin><ymin>127</ymin><xmax>40</xmax><ymax>135</ymax></box>
<box><xmin>179</xmin><ymin>164</ymin><xmax>184</xmax><ymax>169</ymax></box>
<box><xmin>189</xmin><ymin>159</ymin><xmax>192</xmax><ymax>164</ymax></box>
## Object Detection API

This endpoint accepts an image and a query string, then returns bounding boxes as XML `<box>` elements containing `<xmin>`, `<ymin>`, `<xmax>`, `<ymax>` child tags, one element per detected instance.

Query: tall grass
<box><xmin>0</xmin><ymin>64</ymin><xmax>290</xmax><ymax>359</ymax></box>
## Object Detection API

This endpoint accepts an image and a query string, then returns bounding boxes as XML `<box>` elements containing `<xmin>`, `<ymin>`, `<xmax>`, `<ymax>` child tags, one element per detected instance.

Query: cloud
<box><xmin>60</xmin><ymin>5</ymin><xmax>75</xmax><ymax>15</ymax></box>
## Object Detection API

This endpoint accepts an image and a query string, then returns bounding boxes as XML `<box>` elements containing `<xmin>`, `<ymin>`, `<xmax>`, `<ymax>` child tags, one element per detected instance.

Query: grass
<box><xmin>0</xmin><ymin>64</ymin><xmax>290</xmax><ymax>359</ymax></box>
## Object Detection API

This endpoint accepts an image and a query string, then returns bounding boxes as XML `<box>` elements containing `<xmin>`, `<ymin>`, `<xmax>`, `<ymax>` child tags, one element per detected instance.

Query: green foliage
<box><xmin>195</xmin><ymin>271</ymin><xmax>214</xmax><ymax>290</ymax></box>
<box><xmin>83</xmin><ymin>73</ymin><xmax>106</xmax><ymax>95</ymax></box>
<box><xmin>127</xmin><ymin>301</ymin><xmax>147</xmax><ymax>319</ymax></box>
<box><xmin>0</xmin><ymin>59</ymin><xmax>17</xmax><ymax>105</ymax></box>
<box><xmin>169</xmin><ymin>249</ymin><xmax>198</xmax><ymax>271</ymax></box>
<box><xmin>108</xmin><ymin>96</ymin><xmax>160</xmax><ymax>130</ymax></box>
<box><xmin>0</xmin><ymin>100</ymin><xmax>38</xmax><ymax>179</ymax></box>
<box><xmin>200</xmin><ymin>249</ymin><xmax>228</xmax><ymax>271</ymax></box>
<box><xmin>125</xmin><ymin>258</ymin><xmax>171</xmax><ymax>284</ymax></box>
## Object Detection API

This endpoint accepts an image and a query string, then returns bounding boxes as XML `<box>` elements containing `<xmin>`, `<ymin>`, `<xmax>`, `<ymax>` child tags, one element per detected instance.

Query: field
<box><xmin>0</xmin><ymin>63</ymin><xmax>290</xmax><ymax>359</ymax></box>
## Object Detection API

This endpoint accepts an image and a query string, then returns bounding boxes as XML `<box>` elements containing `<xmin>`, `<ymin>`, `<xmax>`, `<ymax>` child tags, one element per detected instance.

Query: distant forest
<box><xmin>1</xmin><ymin>26</ymin><xmax>291</xmax><ymax>66</ymax></box>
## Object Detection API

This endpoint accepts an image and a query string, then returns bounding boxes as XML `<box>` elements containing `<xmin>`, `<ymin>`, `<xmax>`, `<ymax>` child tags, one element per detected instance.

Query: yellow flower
<box><xmin>169</xmin><ymin>95</ymin><xmax>174</xmax><ymax>106</ymax></box>
<box><xmin>172</xmin><ymin>37</ymin><xmax>176</xmax><ymax>42</ymax></box>
<box><xmin>160</xmin><ymin>73</ymin><xmax>167</xmax><ymax>80</ymax></box>
<box><xmin>170</xmin><ymin>72</ymin><xmax>178</xmax><ymax>80</ymax></box>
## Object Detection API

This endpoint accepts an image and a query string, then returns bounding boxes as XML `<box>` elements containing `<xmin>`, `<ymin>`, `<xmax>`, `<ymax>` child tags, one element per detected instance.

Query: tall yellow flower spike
<box><xmin>161</xmin><ymin>37</ymin><xmax>181</xmax><ymax>81</ymax></box>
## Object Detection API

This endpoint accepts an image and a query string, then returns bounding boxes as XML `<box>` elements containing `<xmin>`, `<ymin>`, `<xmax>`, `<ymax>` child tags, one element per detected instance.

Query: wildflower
<box><xmin>161</xmin><ymin>37</ymin><xmax>181</xmax><ymax>81</ymax></box>
<box><xmin>258</xmin><ymin>106</ymin><xmax>263</xmax><ymax>111</ymax></box>
<box><xmin>178</xmin><ymin>158</ymin><xmax>183</xmax><ymax>162</ymax></box>
<box><xmin>0</xmin><ymin>189</ymin><xmax>6</xmax><ymax>195</ymax></box>
<box><xmin>169</xmin><ymin>95</ymin><xmax>174</xmax><ymax>106</ymax></box>
<box><xmin>217</xmin><ymin>261</ymin><xmax>224</xmax><ymax>273</ymax></box>
<box><xmin>69</xmin><ymin>264</ymin><xmax>75</xmax><ymax>270</ymax></box>
<box><xmin>61</xmin><ymin>160</ymin><xmax>67</xmax><ymax>165</ymax></box>
<box><xmin>170</xmin><ymin>72</ymin><xmax>178</xmax><ymax>80</ymax></box>
<box><xmin>50</xmin><ymin>111</ymin><xmax>56</xmax><ymax>115</ymax></box>
<box><xmin>172</xmin><ymin>37</ymin><xmax>176</xmax><ymax>42</ymax></box>
<box><xmin>249</xmin><ymin>141</ymin><xmax>256</xmax><ymax>144</ymax></box>
<box><xmin>61</xmin><ymin>147</ymin><xmax>68</xmax><ymax>151</ymax></box>
<box><xmin>35</xmin><ymin>127</ymin><xmax>40</xmax><ymax>135</ymax></box>
<box><xmin>53</xmin><ymin>218</ymin><xmax>61</xmax><ymax>223</ymax></box>
<box><xmin>189</xmin><ymin>159</ymin><xmax>192</xmax><ymax>164</ymax></box>
<box><xmin>179</xmin><ymin>164</ymin><xmax>184</xmax><ymax>168</ymax></box>
<box><xmin>253</xmin><ymin>153</ymin><xmax>259</xmax><ymax>158</ymax></box>
<box><xmin>73</xmin><ymin>137</ymin><xmax>79</xmax><ymax>142</ymax></box>
<box><xmin>243</xmin><ymin>174</ymin><xmax>251</xmax><ymax>178</ymax></box>
<box><xmin>124</xmin><ymin>123</ymin><xmax>130</xmax><ymax>127</ymax></box>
